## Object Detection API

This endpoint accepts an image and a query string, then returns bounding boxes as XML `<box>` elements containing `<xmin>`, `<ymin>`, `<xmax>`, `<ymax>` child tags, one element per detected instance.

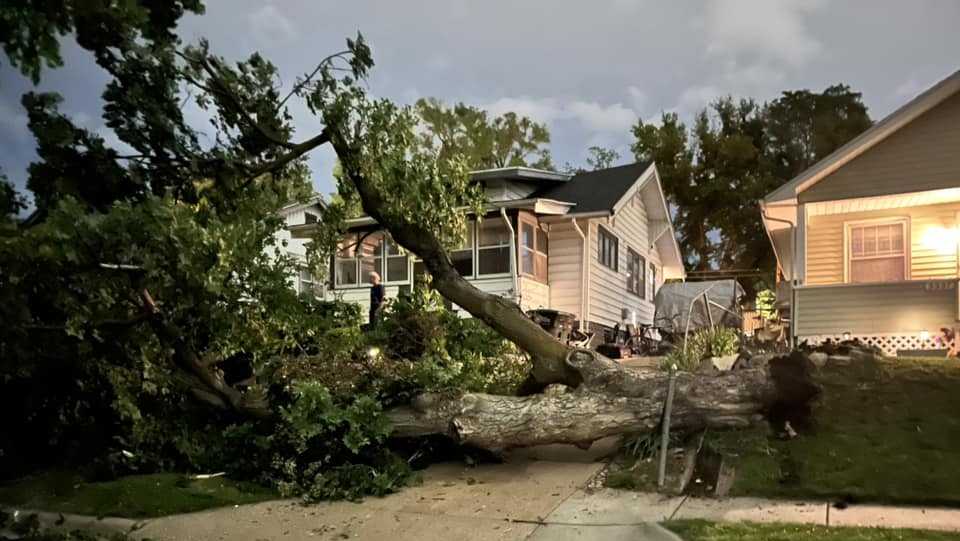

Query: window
<box><xmin>334</xmin><ymin>232</ymin><xmax>401</xmax><ymax>286</ymax></box>
<box><xmin>650</xmin><ymin>263</ymin><xmax>657</xmax><ymax>298</ymax></box>
<box><xmin>451</xmin><ymin>221</ymin><xmax>474</xmax><ymax>277</ymax></box>
<box><xmin>519</xmin><ymin>215</ymin><xmax>548</xmax><ymax>282</ymax></box>
<box><xmin>298</xmin><ymin>268</ymin><xmax>322</xmax><ymax>298</ymax></box>
<box><xmin>304</xmin><ymin>212</ymin><xmax>318</xmax><ymax>224</ymax></box>
<box><xmin>626</xmin><ymin>248</ymin><xmax>645</xmax><ymax>298</ymax></box>
<box><xmin>847</xmin><ymin>220</ymin><xmax>908</xmax><ymax>283</ymax></box>
<box><xmin>358</xmin><ymin>233</ymin><xmax>383</xmax><ymax>284</ymax></box>
<box><xmin>335</xmin><ymin>233</ymin><xmax>359</xmax><ymax>286</ymax></box>
<box><xmin>478</xmin><ymin>218</ymin><xmax>511</xmax><ymax>275</ymax></box>
<box><xmin>598</xmin><ymin>226</ymin><xmax>618</xmax><ymax>271</ymax></box>
<box><xmin>384</xmin><ymin>237</ymin><xmax>409</xmax><ymax>282</ymax></box>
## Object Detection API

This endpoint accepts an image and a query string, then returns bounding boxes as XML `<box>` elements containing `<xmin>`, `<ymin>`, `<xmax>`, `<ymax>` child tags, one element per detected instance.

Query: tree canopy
<box><xmin>414</xmin><ymin>98</ymin><xmax>554</xmax><ymax>171</ymax></box>
<box><xmin>632</xmin><ymin>86</ymin><xmax>872</xmax><ymax>285</ymax></box>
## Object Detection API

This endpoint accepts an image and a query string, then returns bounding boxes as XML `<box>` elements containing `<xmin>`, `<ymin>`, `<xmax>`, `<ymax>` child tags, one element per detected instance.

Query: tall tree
<box><xmin>415</xmin><ymin>98</ymin><xmax>554</xmax><ymax>170</ymax></box>
<box><xmin>585</xmin><ymin>145</ymin><xmax>621</xmax><ymax>170</ymax></box>
<box><xmin>632</xmin><ymin>88</ymin><xmax>871</xmax><ymax>286</ymax></box>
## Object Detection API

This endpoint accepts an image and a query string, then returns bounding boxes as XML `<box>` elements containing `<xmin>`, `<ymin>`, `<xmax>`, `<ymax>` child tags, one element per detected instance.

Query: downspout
<box><xmin>501</xmin><ymin>208</ymin><xmax>519</xmax><ymax>305</ymax></box>
<box><xmin>572</xmin><ymin>218</ymin><xmax>589</xmax><ymax>332</ymax></box>
<box><xmin>760</xmin><ymin>202</ymin><xmax>798</xmax><ymax>347</ymax></box>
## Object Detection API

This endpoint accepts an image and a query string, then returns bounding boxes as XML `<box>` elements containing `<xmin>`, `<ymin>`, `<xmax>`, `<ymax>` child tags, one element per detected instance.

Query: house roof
<box><xmin>765</xmin><ymin>69</ymin><xmax>960</xmax><ymax>204</ymax></box>
<box><xmin>530</xmin><ymin>161</ymin><xmax>653</xmax><ymax>214</ymax></box>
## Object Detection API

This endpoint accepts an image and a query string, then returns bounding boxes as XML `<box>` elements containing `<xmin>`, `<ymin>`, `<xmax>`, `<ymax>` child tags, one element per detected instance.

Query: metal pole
<box><xmin>658</xmin><ymin>365</ymin><xmax>678</xmax><ymax>490</ymax></box>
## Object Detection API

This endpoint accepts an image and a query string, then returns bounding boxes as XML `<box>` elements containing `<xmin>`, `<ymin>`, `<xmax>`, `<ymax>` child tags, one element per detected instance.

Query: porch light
<box><xmin>919</xmin><ymin>330</ymin><xmax>931</xmax><ymax>342</ymax></box>
<box><xmin>368</xmin><ymin>346</ymin><xmax>380</xmax><ymax>359</ymax></box>
<box><xmin>921</xmin><ymin>226</ymin><xmax>960</xmax><ymax>255</ymax></box>
<box><xmin>842</xmin><ymin>331</ymin><xmax>852</xmax><ymax>341</ymax></box>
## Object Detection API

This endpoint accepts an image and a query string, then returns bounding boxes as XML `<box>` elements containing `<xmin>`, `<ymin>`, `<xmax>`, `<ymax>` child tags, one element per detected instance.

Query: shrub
<box><xmin>661</xmin><ymin>327</ymin><xmax>740</xmax><ymax>372</ymax></box>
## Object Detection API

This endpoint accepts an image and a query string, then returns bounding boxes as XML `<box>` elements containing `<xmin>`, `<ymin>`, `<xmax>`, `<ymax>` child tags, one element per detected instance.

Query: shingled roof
<box><xmin>531</xmin><ymin>161</ymin><xmax>653</xmax><ymax>214</ymax></box>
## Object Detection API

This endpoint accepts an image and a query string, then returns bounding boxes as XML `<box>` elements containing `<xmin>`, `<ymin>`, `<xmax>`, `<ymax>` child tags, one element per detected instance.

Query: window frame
<box><xmin>518</xmin><ymin>212</ymin><xmax>549</xmax><ymax>283</ymax></box>
<box><xmin>477</xmin><ymin>216</ymin><xmax>513</xmax><ymax>277</ymax></box>
<box><xmin>649</xmin><ymin>262</ymin><xmax>657</xmax><ymax>299</ymax></box>
<box><xmin>598</xmin><ymin>226</ymin><xmax>619</xmax><ymax>271</ymax></box>
<box><xmin>626</xmin><ymin>247</ymin><xmax>646</xmax><ymax>299</ymax></box>
<box><xmin>450</xmin><ymin>219</ymin><xmax>476</xmax><ymax>278</ymax></box>
<box><xmin>383</xmin><ymin>236</ymin><xmax>410</xmax><ymax>284</ymax></box>
<box><xmin>843</xmin><ymin>217</ymin><xmax>910</xmax><ymax>284</ymax></box>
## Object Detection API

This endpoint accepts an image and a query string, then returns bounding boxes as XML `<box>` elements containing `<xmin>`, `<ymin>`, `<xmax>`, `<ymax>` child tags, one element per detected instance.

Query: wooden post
<box><xmin>658</xmin><ymin>365</ymin><xmax>678</xmax><ymax>490</ymax></box>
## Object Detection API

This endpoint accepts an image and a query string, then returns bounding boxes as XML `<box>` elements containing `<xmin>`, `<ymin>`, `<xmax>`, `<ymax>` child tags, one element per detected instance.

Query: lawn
<box><xmin>609</xmin><ymin>356</ymin><xmax>960</xmax><ymax>506</ymax></box>
<box><xmin>0</xmin><ymin>471</ymin><xmax>276</xmax><ymax>518</ymax></box>
<box><xmin>665</xmin><ymin>519</ymin><xmax>960</xmax><ymax>541</ymax></box>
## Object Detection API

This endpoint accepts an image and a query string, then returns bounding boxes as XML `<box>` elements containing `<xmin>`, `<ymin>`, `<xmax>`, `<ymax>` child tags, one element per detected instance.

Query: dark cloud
<box><xmin>3</xmin><ymin>0</ymin><xmax>959</xmax><ymax>200</ymax></box>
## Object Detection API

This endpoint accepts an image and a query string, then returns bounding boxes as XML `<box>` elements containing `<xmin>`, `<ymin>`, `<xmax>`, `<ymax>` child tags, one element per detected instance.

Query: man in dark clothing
<box><xmin>369</xmin><ymin>271</ymin><xmax>385</xmax><ymax>324</ymax></box>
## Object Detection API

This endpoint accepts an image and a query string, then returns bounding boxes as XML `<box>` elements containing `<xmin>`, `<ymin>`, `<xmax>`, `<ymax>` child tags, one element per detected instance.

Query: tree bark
<box><xmin>388</xmin><ymin>351</ymin><xmax>819</xmax><ymax>452</ymax></box>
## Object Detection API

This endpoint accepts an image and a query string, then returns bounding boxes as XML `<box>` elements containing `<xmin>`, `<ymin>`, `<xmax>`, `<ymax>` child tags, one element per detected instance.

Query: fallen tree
<box><xmin>387</xmin><ymin>350</ymin><xmax>818</xmax><ymax>452</ymax></box>
<box><xmin>2</xmin><ymin>9</ymin><xmax>820</xmax><ymax>468</ymax></box>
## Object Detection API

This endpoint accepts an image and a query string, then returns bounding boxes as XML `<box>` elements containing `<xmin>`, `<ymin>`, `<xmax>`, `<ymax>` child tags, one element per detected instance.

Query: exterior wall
<box><xmin>794</xmin><ymin>281</ymin><xmax>957</xmax><ymax>354</ymax></box>
<box><xmin>805</xmin><ymin>201</ymin><xmax>960</xmax><ymax>285</ymax></box>
<box><xmin>586</xmin><ymin>194</ymin><xmax>663</xmax><ymax>328</ymax></box>
<box><xmin>273</xmin><ymin>206</ymin><xmax>323</xmax><ymax>296</ymax></box>
<box><xmin>547</xmin><ymin>220</ymin><xmax>584</xmax><ymax>317</ymax></box>
<box><xmin>519</xmin><ymin>276</ymin><xmax>550</xmax><ymax>311</ymax></box>
<box><xmin>800</xmin><ymin>92</ymin><xmax>960</xmax><ymax>204</ymax></box>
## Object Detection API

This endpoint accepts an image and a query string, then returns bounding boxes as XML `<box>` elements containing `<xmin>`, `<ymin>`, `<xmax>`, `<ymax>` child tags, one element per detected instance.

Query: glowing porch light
<box><xmin>368</xmin><ymin>346</ymin><xmax>380</xmax><ymax>359</ymax></box>
<box><xmin>921</xmin><ymin>226</ymin><xmax>960</xmax><ymax>255</ymax></box>
<box><xmin>842</xmin><ymin>331</ymin><xmax>852</xmax><ymax>341</ymax></box>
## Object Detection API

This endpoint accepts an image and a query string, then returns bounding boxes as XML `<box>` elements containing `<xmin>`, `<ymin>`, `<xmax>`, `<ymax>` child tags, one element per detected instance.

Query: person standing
<box><xmin>368</xmin><ymin>271</ymin><xmax>385</xmax><ymax>324</ymax></box>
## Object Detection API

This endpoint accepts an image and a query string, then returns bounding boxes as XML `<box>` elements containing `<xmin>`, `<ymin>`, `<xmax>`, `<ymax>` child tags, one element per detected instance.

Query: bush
<box><xmin>661</xmin><ymin>327</ymin><xmax>740</xmax><ymax>372</ymax></box>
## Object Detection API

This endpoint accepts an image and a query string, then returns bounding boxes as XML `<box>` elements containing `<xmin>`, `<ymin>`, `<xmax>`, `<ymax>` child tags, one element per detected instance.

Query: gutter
<box><xmin>571</xmin><ymin>218</ymin><xmax>589</xmax><ymax>332</ymax></box>
<box><xmin>760</xmin><ymin>201</ymin><xmax>798</xmax><ymax>346</ymax></box>
<box><xmin>501</xmin><ymin>208</ymin><xmax>519</xmax><ymax>305</ymax></box>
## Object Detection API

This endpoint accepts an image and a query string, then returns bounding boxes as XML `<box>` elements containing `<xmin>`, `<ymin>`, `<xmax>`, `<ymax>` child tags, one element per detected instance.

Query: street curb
<box><xmin>1</xmin><ymin>507</ymin><xmax>147</xmax><ymax>536</ymax></box>
<box><xmin>649</xmin><ymin>522</ymin><xmax>685</xmax><ymax>541</ymax></box>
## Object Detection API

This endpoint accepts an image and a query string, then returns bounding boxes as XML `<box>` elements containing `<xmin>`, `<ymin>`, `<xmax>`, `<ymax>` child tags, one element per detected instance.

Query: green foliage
<box><xmin>585</xmin><ymin>146</ymin><xmax>621</xmax><ymax>170</ymax></box>
<box><xmin>633</xmin><ymin>87</ymin><xmax>872</xmax><ymax>290</ymax></box>
<box><xmin>661</xmin><ymin>327</ymin><xmax>739</xmax><ymax>371</ymax></box>
<box><xmin>0</xmin><ymin>0</ymin><xmax>529</xmax><ymax>506</ymax></box>
<box><xmin>414</xmin><ymin>97</ymin><xmax>554</xmax><ymax>171</ymax></box>
<box><xmin>755</xmin><ymin>289</ymin><xmax>776</xmax><ymax>319</ymax></box>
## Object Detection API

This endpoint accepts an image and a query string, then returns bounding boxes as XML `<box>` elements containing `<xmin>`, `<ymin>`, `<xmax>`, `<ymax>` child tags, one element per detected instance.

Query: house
<box><xmin>761</xmin><ymin>69</ymin><xmax>960</xmax><ymax>355</ymax></box>
<box><xmin>274</xmin><ymin>196</ymin><xmax>326</xmax><ymax>299</ymax></box>
<box><xmin>289</xmin><ymin>162</ymin><xmax>685</xmax><ymax>330</ymax></box>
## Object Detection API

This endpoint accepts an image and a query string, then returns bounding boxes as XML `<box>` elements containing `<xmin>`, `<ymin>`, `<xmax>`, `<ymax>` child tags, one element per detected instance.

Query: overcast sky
<box><xmin>2</xmin><ymin>0</ymin><xmax>959</xmax><ymax>201</ymax></box>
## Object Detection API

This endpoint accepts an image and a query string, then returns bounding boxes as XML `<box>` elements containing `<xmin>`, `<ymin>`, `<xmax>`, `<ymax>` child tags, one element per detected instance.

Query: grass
<box><xmin>665</xmin><ymin>519</ymin><xmax>960</xmax><ymax>540</ymax></box>
<box><xmin>0</xmin><ymin>470</ymin><xmax>276</xmax><ymax>518</ymax></box>
<box><xmin>608</xmin><ymin>356</ymin><xmax>960</xmax><ymax>506</ymax></box>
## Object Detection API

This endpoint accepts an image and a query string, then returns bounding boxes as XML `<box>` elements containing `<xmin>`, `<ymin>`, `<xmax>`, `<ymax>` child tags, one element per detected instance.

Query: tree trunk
<box><xmin>388</xmin><ymin>351</ymin><xmax>818</xmax><ymax>452</ymax></box>
<box><xmin>333</xmin><ymin>140</ymin><xmax>577</xmax><ymax>387</ymax></box>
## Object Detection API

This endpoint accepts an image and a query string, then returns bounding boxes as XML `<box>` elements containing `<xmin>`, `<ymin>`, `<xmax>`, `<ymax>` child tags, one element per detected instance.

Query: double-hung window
<box><xmin>519</xmin><ymin>215</ymin><xmax>548</xmax><ymax>282</ymax></box>
<box><xmin>384</xmin><ymin>237</ymin><xmax>409</xmax><ymax>282</ymax></box>
<box><xmin>335</xmin><ymin>233</ymin><xmax>360</xmax><ymax>286</ymax></box>
<box><xmin>627</xmin><ymin>248</ymin><xmax>645</xmax><ymax>298</ymax></box>
<box><xmin>847</xmin><ymin>219</ymin><xmax>908</xmax><ymax>283</ymax></box>
<box><xmin>598</xmin><ymin>226</ymin><xmax>619</xmax><ymax>271</ymax></box>
<box><xmin>650</xmin><ymin>263</ymin><xmax>657</xmax><ymax>298</ymax></box>
<box><xmin>478</xmin><ymin>218</ymin><xmax>511</xmax><ymax>275</ymax></box>
<box><xmin>451</xmin><ymin>221</ymin><xmax>475</xmax><ymax>277</ymax></box>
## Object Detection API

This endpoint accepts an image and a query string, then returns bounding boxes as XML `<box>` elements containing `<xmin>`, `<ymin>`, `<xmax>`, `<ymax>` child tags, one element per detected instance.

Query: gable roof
<box><xmin>765</xmin><ymin>69</ymin><xmax>960</xmax><ymax>204</ymax></box>
<box><xmin>531</xmin><ymin>161</ymin><xmax>653</xmax><ymax>214</ymax></box>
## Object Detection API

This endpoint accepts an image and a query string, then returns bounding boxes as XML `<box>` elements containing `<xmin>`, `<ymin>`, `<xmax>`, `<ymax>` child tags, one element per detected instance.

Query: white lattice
<box><xmin>799</xmin><ymin>333</ymin><xmax>956</xmax><ymax>356</ymax></box>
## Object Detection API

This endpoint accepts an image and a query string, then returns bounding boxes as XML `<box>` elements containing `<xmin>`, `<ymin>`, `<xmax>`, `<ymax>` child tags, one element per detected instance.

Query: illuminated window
<box><xmin>847</xmin><ymin>220</ymin><xmax>908</xmax><ymax>283</ymax></box>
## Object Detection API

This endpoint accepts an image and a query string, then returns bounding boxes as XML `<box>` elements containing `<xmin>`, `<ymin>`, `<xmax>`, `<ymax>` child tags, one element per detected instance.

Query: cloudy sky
<box><xmin>2</xmin><ymin>0</ymin><xmax>959</xmax><ymax>200</ymax></box>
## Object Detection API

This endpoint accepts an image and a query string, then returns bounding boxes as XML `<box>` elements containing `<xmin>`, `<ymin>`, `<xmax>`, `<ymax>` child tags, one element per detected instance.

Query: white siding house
<box><xmin>274</xmin><ymin>198</ymin><xmax>326</xmax><ymax>298</ymax></box>
<box><xmin>290</xmin><ymin>163</ymin><xmax>685</xmax><ymax>328</ymax></box>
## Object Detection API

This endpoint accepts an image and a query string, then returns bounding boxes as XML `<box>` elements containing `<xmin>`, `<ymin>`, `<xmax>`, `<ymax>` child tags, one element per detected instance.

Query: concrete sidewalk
<box><xmin>12</xmin><ymin>459</ymin><xmax>960</xmax><ymax>540</ymax></box>
<box><xmin>131</xmin><ymin>460</ymin><xmax>679</xmax><ymax>541</ymax></box>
